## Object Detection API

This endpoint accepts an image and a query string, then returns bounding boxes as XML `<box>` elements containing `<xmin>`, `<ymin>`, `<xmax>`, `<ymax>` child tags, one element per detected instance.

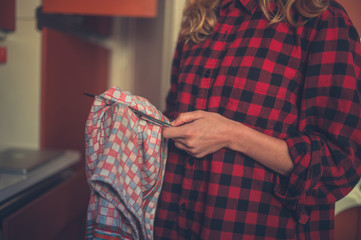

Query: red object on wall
<box><xmin>0</xmin><ymin>0</ymin><xmax>15</xmax><ymax>31</ymax></box>
<box><xmin>0</xmin><ymin>46</ymin><xmax>6</xmax><ymax>63</ymax></box>
<box><xmin>43</xmin><ymin>0</ymin><xmax>157</xmax><ymax>17</ymax></box>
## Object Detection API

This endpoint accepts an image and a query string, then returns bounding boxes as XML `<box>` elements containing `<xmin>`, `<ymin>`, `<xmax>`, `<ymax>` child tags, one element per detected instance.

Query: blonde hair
<box><xmin>180</xmin><ymin>0</ymin><xmax>329</xmax><ymax>43</ymax></box>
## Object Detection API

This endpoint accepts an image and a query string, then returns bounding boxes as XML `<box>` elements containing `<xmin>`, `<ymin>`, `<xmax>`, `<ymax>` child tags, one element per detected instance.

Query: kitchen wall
<box><xmin>0</xmin><ymin>0</ymin><xmax>185</xmax><ymax>148</ymax></box>
<box><xmin>105</xmin><ymin>0</ymin><xmax>185</xmax><ymax>111</ymax></box>
<box><xmin>0</xmin><ymin>0</ymin><xmax>42</xmax><ymax>148</ymax></box>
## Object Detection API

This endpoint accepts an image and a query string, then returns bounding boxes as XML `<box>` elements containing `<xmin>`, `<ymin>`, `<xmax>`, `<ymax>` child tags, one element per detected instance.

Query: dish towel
<box><xmin>85</xmin><ymin>87</ymin><xmax>169</xmax><ymax>240</ymax></box>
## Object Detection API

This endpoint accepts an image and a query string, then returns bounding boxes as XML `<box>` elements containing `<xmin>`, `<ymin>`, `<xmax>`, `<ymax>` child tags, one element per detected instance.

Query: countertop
<box><xmin>0</xmin><ymin>149</ymin><xmax>81</xmax><ymax>203</ymax></box>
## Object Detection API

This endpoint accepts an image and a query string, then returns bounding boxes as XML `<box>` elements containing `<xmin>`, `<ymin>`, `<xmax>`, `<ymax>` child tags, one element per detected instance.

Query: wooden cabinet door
<box><xmin>43</xmin><ymin>0</ymin><xmax>157</xmax><ymax>17</ymax></box>
<box><xmin>0</xmin><ymin>0</ymin><xmax>15</xmax><ymax>31</ymax></box>
<box><xmin>2</xmin><ymin>170</ymin><xmax>89</xmax><ymax>240</ymax></box>
<box><xmin>40</xmin><ymin>27</ymin><xmax>109</xmax><ymax>154</ymax></box>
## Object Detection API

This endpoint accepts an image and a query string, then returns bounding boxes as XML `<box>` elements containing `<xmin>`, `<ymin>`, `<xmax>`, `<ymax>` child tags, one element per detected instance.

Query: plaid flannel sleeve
<box><xmin>274</xmin><ymin>9</ymin><xmax>361</xmax><ymax>224</ymax></box>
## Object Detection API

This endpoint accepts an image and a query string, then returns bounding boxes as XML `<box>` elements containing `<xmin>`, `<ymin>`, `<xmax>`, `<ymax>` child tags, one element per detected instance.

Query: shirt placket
<box><xmin>177</xmin><ymin>7</ymin><xmax>237</xmax><ymax>235</ymax></box>
<box><xmin>194</xmin><ymin>26</ymin><xmax>233</xmax><ymax>111</ymax></box>
<box><xmin>177</xmin><ymin>155</ymin><xmax>194</xmax><ymax>237</ymax></box>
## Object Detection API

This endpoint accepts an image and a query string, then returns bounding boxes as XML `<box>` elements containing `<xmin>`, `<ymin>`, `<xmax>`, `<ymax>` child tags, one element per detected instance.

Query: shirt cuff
<box><xmin>273</xmin><ymin>134</ymin><xmax>322</xmax><ymax>224</ymax></box>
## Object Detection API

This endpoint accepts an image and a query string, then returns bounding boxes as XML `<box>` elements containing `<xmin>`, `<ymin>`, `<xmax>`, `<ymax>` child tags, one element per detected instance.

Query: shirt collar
<box><xmin>220</xmin><ymin>0</ymin><xmax>258</xmax><ymax>15</ymax></box>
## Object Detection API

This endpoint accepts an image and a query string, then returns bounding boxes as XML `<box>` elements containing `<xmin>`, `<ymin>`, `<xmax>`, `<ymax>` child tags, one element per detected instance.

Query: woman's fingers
<box><xmin>171</xmin><ymin>111</ymin><xmax>203</xmax><ymax>126</ymax></box>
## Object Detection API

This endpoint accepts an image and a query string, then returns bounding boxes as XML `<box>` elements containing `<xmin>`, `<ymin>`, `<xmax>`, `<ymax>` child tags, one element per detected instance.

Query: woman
<box><xmin>155</xmin><ymin>0</ymin><xmax>361</xmax><ymax>239</ymax></box>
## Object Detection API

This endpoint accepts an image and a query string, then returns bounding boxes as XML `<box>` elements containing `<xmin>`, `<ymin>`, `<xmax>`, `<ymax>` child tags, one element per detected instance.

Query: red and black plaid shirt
<box><xmin>155</xmin><ymin>0</ymin><xmax>361</xmax><ymax>239</ymax></box>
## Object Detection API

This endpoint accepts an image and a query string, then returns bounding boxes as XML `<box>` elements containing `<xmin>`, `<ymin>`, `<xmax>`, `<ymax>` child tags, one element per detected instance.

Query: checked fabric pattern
<box><xmin>155</xmin><ymin>0</ymin><xmax>361</xmax><ymax>239</ymax></box>
<box><xmin>85</xmin><ymin>87</ymin><xmax>169</xmax><ymax>240</ymax></box>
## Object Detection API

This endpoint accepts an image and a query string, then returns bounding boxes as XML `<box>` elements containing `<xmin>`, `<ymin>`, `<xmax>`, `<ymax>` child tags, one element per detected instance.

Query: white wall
<box><xmin>104</xmin><ymin>18</ymin><xmax>136</xmax><ymax>93</ymax></box>
<box><xmin>107</xmin><ymin>0</ymin><xmax>185</xmax><ymax>111</ymax></box>
<box><xmin>160</xmin><ymin>0</ymin><xmax>185</xmax><ymax>111</ymax></box>
<box><xmin>0</xmin><ymin>0</ymin><xmax>42</xmax><ymax>148</ymax></box>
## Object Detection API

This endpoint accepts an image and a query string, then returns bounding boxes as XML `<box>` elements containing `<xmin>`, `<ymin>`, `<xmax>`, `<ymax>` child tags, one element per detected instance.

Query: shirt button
<box><xmin>188</xmin><ymin>158</ymin><xmax>194</xmax><ymax>166</ymax></box>
<box><xmin>203</xmin><ymin>70</ymin><xmax>211</xmax><ymax>78</ymax></box>
<box><xmin>180</xmin><ymin>203</ymin><xmax>186</xmax><ymax>211</ymax></box>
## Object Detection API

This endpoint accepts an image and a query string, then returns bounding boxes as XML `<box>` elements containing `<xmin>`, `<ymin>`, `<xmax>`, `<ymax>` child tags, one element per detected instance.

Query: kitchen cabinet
<box><xmin>40</xmin><ymin>27</ymin><xmax>109</xmax><ymax>152</ymax></box>
<box><xmin>36</xmin><ymin>0</ymin><xmax>154</xmax><ymax>235</ymax></box>
<box><xmin>1</xmin><ymin>0</ymin><xmax>104</xmax><ymax>238</ymax></box>
<box><xmin>1</xmin><ymin>21</ymin><xmax>111</xmax><ymax>240</ymax></box>
<box><xmin>1</xmin><ymin>167</ymin><xmax>89</xmax><ymax>240</ymax></box>
<box><xmin>35</xmin><ymin>25</ymin><xmax>109</xmax><ymax>239</ymax></box>
<box><xmin>43</xmin><ymin>0</ymin><xmax>157</xmax><ymax>17</ymax></box>
<box><xmin>0</xmin><ymin>0</ymin><xmax>15</xmax><ymax>31</ymax></box>
<box><xmin>0</xmin><ymin>150</ymin><xmax>85</xmax><ymax>240</ymax></box>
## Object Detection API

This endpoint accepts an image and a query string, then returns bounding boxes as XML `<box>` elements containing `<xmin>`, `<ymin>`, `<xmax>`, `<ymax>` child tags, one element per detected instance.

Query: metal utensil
<box><xmin>83</xmin><ymin>92</ymin><xmax>172</xmax><ymax>127</ymax></box>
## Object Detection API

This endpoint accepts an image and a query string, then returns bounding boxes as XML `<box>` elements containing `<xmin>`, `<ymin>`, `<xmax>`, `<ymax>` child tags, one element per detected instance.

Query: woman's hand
<box><xmin>163</xmin><ymin>110</ymin><xmax>235</xmax><ymax>158</ymax></box>
<box><xmin>163</xmin><ymin>110</ymin><xmax>294</xmax><ymax>176</ymax></box>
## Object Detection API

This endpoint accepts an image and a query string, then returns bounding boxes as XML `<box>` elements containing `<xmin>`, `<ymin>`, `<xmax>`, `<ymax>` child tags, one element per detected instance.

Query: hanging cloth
<box><xmin>85</xmin><ymin>87</ymin><xmax>169</xmax><ymax>240</ymax></box>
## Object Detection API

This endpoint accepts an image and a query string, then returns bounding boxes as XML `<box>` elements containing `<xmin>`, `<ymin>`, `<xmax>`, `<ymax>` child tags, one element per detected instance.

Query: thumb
<box><xmin>172</xmin><ymin>111</ymin><xmax>203</xmax><ymax>127</ymax></box>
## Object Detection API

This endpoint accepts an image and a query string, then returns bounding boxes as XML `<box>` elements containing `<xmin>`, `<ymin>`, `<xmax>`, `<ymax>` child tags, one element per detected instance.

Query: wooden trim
<box><xmin>43</xmin><ymin>0</ymin><xmax>157</xmax><ymax>17</ymax></box>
